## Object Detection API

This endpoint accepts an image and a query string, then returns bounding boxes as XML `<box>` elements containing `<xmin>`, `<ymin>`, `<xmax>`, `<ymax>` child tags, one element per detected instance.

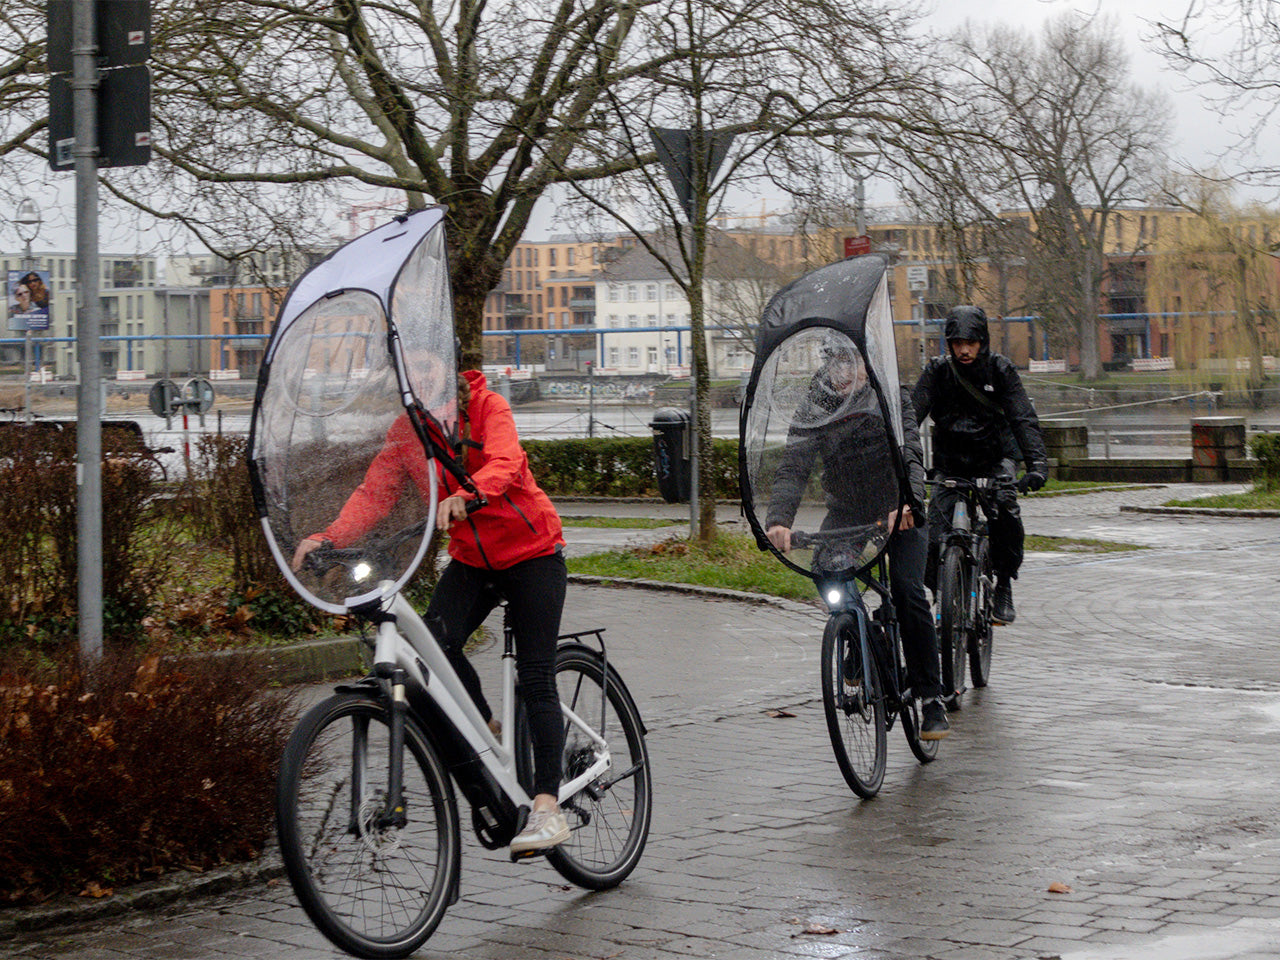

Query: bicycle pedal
<box><xmin>509</xmin><ymin>846</ymin><xmax>552</xmax><ymax>863</ymax></box>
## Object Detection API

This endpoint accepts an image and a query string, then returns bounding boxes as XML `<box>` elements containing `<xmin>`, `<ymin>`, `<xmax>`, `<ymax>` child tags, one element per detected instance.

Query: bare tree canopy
<box><xmin>1153</xmin><ymin>0</ymin><xmax>1280</xmax><ymax>185</ymax></box>
<box><xmin>899</xmin><ymin>12</ymin><xmax>1171</xmax><ymax>379</ymax></box>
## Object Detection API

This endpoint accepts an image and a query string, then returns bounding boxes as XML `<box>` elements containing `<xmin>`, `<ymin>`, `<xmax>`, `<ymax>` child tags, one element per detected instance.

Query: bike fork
<box><xmin>378</xmin><ymin>664</ymin><xmax>410</xmax><ymax>830</ymax></box>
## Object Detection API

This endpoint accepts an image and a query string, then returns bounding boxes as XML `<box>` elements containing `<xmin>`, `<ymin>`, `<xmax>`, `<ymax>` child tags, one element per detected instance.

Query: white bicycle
<box><xmin>275</xmin><ymin>524</ymin><xmax>652</xmax><ymax>958</ymax></box>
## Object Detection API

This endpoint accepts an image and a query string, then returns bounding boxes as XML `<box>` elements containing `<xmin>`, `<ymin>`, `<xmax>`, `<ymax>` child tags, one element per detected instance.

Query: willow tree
<box><xmin>1148</xmin><ymin>178</ymin><xmax>1280</xmax><ymax>404</ymax></box>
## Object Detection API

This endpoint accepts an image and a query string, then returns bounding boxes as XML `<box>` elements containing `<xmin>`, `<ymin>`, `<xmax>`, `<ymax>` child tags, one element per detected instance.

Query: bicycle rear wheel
<box><xmin>533</xmin><ymin>644</ymin><xmax>652</xmax><ymax>889</ymax></box>
<box><xmin>820</xmin><ymin>612</ymin><xmax>886</xmax><ymax>798</ymax></box>
<box><xmin>276</xmin><ymin>692</ymin><xmax>460</xmax><ymax>960</ymax></box>
<box><xmin>969</xmin><ymin>537</ymin><xmax>995</xmax><ymax>688</ymax></box>
<box><xmin>938</xmin><ymin>545</ymin><xmax>969</xmax><ymax>710</ymax></box>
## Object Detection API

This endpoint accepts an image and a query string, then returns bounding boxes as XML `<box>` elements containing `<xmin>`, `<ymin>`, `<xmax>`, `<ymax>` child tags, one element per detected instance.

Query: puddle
<box><xmin>1057</xmin><ymin>918</ymin><xmax>1280</xmax><ymax>959</ymax></box>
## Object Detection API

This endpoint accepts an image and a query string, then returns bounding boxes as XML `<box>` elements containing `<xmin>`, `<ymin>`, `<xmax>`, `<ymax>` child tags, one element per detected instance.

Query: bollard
<box><xmin>1190</xmin><ymin>416</ymin><xmax>1246</xmax><ymax>482</ymax></box>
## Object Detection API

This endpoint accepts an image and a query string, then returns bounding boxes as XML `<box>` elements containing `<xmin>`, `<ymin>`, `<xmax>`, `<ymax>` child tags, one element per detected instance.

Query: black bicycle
<box><xmin>793</xmin><ymin>526</ymin><xmax>938</xmax><ymax>799</ymax></box>
<box><xmin>929</xmin><ymin>476</ymin><xmax>1014</xmax><ymax>710</ymax></box>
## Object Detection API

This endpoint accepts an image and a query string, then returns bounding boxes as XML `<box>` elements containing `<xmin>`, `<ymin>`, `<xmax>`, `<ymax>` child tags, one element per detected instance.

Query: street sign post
<box><xmin>843</xmin><ymin>235</ymin><xmax>871</xmax><ymax>258</ymax></box>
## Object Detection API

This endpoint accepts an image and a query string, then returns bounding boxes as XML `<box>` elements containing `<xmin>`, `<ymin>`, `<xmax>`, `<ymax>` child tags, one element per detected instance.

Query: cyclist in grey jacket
<box><xmin>912</xmin><ymin>305</ymin><xmax>1048</xmax><ymax>625</ymax></box>
<box><xmin>765</xmin><ymin>345</ymin><xmax>949</xmax><ymax>740</ymax></box>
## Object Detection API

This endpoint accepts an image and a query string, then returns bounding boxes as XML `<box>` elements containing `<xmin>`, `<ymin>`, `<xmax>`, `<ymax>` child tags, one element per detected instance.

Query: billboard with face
<box><xmin>7</xmin><ymin>269</ymin><xmax>51</xmax><ymax>331</ymax></box>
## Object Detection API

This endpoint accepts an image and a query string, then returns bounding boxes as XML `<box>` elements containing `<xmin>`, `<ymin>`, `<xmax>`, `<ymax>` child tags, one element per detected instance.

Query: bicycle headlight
<box><xmin>825</xmin><ymin>586</ymin><xmax>845</xmax><ymax>608</ymax></box>
<box><xmin>352</xmin><ymin>560</ymin><xmax>373</xmax><ymax>583</ymax></box>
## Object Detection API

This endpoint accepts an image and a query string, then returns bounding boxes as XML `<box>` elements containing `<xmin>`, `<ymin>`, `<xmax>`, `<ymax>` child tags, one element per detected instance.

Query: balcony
<box><xmin>569</xmin><ymin>298</ymin><xmax>595</xmax><ymax>308</ymax></box>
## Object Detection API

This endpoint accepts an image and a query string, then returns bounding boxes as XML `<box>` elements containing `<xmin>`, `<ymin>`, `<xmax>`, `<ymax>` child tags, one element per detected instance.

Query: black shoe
<box><xmin>921</xmin><ymin>699</ymin><xmax>950</xmax><ymax>740</ymax></box>
<box><xmin>993</xmin><ymin>579</ymin><xmax>1016</xmax><ymax>625</ymax></box>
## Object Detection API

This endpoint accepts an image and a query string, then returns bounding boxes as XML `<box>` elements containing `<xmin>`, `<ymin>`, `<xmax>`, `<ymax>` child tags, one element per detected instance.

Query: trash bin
<box><xmin>649</xmin><ymin>407</ymin><xmax>691</xmax><ymax>503</ymax></box>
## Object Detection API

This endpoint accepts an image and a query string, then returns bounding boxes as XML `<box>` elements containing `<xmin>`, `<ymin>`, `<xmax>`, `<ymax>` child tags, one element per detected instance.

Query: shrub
<box><xmin>0</xmin><ymin>647</ymin><xmax>297</xmax><ymax>905</ymax></box>
<box><xmin>0</xmin><ymin>424</ymin><xmax>176</xmax><ymax>650</ymax></box>
<box><xmin>170</xmin><ymin>435</ymin><xmax>325</xmax><ymax>638</ymax></box>
<box><xmin>1252</xmin><ymin>433</ymin><xmax>1280</xmax><ymax>491</ymax></box>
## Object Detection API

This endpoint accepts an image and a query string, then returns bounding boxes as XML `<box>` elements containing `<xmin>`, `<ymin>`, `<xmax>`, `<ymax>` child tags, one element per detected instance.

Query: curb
<box><xmin>0</xmin><ymin>854</ymin><xmax>284</xmax><ymax>939</ymax></box>
<box><xmin>1119</xmin><ymin>505</ymin><xmax>1280</xmax><ymax>518</ymax></box>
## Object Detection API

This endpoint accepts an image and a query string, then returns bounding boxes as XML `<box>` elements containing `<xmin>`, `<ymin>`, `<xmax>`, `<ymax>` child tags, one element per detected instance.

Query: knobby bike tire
<box><xmin>820</xmin><ymin>612</ymin><xmax>887</xmax><ymax>798</ymax></box>
<box><xmin>516</xmin><ymin>644</ymin><xmax>653</xmax><ymax>889</ymax></box>
<box><xmin>969</xmin><ymin>536</ymin><xmax>995</xmax><ymax>688</ymax></box>
<box><xmin>276</xmin><ymin>693</ymin><xmax>461</xmax><ymax>960</ymax></box>
<box><xmin>938</xmin><ymin>545</ymin><xmax>969</xmax><ymax>711</ymax></box>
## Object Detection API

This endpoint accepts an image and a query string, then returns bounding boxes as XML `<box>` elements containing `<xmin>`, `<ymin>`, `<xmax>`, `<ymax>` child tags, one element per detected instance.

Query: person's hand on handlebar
<box><xmin>766</xmin><ymin>525</ymin><xmax>792</xmax><ymax>553</ymax></box>
<box><xmin>436</xmin><ymin>493</ymin><xmax>471</xmax><ymax>531</ymax></box>
<box><xmin>291</xmin><ymin>537</ymin><xmax>326</xmax><ymax>572</ymax></box>
<box><xmin>1016</xmin><ymin>463</ymin><xmax>1048</xmax><ymax>494</ymax></box>
<box><xmin>886</xmin><ymin>504</ymin><xmax>916</xmax><ymax>531</ymax></box>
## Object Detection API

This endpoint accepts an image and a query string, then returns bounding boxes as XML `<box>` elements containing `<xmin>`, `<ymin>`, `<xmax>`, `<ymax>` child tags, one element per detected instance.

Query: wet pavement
<box><xmin>6</xmin><ymin>484</ymin><xmax>1280</xmax><ymax>959</ymax></box>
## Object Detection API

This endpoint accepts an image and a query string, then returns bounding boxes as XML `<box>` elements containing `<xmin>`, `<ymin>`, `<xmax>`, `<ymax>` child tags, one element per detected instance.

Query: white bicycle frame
<box><xmin>372</xmin><ymin>589</ymin><xmax>613</xmax><ymax>810</ymax></box>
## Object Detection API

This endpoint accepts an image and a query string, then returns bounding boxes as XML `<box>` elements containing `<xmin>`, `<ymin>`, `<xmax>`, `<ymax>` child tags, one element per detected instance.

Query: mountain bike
<box><xmin>275</xmin><ymin>523</ymin><xmax>653</xmax><ymax>959</ymax></box>
<box><xmin>793</xmin><ymin>526</ymin><xmax>938</xmax><ymax>800</ymax></box>
<box><xmin>929</xmin><ymin>476</ymin><xmax>1013</xmax><ymax>710</ymax></box>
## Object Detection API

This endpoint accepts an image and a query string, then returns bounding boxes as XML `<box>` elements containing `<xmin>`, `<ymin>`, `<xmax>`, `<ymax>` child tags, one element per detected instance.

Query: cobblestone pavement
<box><xmin>7</xmin><ymin>485</ymin><xmax>1280</xmax><ymax>960</ymax></box>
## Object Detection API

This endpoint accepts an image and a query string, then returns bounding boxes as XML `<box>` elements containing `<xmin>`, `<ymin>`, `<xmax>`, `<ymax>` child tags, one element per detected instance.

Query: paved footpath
<box><xmin>7</xmin><ymin>485</ymin><xmax>1280</xmax><ymax>960</ymax></box>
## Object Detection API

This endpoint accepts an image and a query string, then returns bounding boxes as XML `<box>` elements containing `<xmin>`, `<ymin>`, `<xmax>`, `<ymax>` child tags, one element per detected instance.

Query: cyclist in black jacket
<box><xmin>765</xmin><ymin>345</ymin><xmax>949</xmax><ymax>740</ymax></box>
<box><xmin>912</xmin><ymin>305</ymin><xmax>1048</xmax><ymax>625</ymax></box>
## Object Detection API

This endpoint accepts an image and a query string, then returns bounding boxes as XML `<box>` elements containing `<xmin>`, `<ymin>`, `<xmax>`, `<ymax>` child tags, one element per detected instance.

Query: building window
<box><xmin>627</xmin><ymin>315</ymin><xmax>638</xmax><ymax>328</ymax></box>
<box><xmin>646</xmin><ymin>314</ymin><xmax>656</xmax><ymax>326</ymax></box>
<box><xmin>549</xmin><ymin>249</ymin><xmax>558</xmax><ymax>267</ymax></box>
<box><xmin>608</xmin><ymin>346</ymin><xmax>619</xmax><ymax>366</ymax></box>
<box><xmin>608</xmin><ymin>285</ymin><xmax>619</xmax><ymax>302</ymax></box>
<box><xmin>567</xmin><ymin>248</ymin><xmax>576</xmax><ymax>266</ymax></box>
<box><xmin>645</xmin><ymin>284</ymin><xmax>657</xmax><ymax>301</ymax></box>
<box><xmin>627</xmin><ymin>346</ymin><xmax>639</xmax><ymax>366</ymax></box>
<box><xmin>626</xmin><ymin>285</ymin><xmax>637</xmax><ymax>302</ymax></box>
<box><xmin>647</xmin><ymin>346</ymin><xmax>657</xmax><ymax>366</ymax></box>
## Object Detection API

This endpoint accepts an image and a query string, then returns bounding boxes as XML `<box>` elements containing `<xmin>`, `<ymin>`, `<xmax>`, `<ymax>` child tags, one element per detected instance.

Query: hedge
<box><xmin>523</xmin><ymin>436</ymin><xmax>742</xmax><ymax>500</ymax></box>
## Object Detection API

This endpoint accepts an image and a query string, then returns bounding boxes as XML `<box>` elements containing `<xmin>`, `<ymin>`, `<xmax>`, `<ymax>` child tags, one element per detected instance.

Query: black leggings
<box><xmin>424</xmin><ymin>551</ymin><xmax>566</xmax><ymax>797</ymax></box>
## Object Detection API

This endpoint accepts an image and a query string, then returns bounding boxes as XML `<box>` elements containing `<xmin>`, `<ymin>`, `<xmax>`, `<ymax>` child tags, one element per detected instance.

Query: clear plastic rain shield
<box><xmin>739</xmin><ymin>254</ymin><xmax>906</xmax><ymax>581</ymax></box>
<box><xmin>248</xmin><ymin>208</ymin><xmax>458</xmax><ymax>613</ymax></box>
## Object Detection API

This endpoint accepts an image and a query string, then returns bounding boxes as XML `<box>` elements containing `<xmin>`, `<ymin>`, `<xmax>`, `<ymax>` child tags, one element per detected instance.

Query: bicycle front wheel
<box><xmin>969</xmin><ymin>537</ymin><xmax>995</xmax><ymax>688</ymax></box>
<box><xmin>276</xmin><ymin>692</ymin><xmax>461</xmax><ymax>960</ymax></box>
<box><xmin>938</xmin><ymin>545</ymin><xmax>968</xmax><ymax>711</ymax></box>
<box><xmin>820</xmin><ymin>613</ymin><xmax>886</xmax><ymax>798</ymax></box>
<box><xmin>545</xmin><ymin>645</ymin><xmax>652</xmax><ymax>890</ymax></box>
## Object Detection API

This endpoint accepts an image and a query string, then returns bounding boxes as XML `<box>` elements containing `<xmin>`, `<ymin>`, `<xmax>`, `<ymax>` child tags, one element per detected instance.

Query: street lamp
<box><xmin>13</xmin><ymin>198</ymin><xmax>42</xmax><ymax>424</ymax></box>
<box><xmin>843</xmin><ymin>127</ymin><xmax>878</xmax><ymax>239</ymax></box>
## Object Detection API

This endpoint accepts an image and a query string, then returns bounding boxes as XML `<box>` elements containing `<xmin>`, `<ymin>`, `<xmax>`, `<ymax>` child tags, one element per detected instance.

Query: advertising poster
<box><xmin>7</xmin><ymin>269</ymin><xmax>52</xmax><ymax>332</ymax></box>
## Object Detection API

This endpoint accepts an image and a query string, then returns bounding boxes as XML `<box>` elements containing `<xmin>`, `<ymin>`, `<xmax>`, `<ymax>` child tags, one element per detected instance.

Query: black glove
<box><xmin>1017</xmin><ymin>463</ymin><xmax>1048</xmax><ymax>493</ymax></box>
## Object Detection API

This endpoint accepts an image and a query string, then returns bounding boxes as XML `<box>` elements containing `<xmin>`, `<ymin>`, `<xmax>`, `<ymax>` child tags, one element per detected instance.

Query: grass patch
<box><xmin>566</xmin><ymin>532</ymin><xmax>818</xmax><ymax>601</ymax></box>
<box><xmin>1026</xmin><ymin>480</ymin><xmax>1150</xmax><ymax>497</ymax></box>
<box><xmin>1025</xmin><ymin>534</ymin><xmax>1144</xmax><ymax>553</ymax></box>
<box><xmin>559</xmin><ymin>516</ymin><xmax>683</xmax><ymax>529</ymax></box>
<box><xmin>1162</xmin><ymin>487</ymin><xmax>1280</xmax><ymax>510</ymax></box>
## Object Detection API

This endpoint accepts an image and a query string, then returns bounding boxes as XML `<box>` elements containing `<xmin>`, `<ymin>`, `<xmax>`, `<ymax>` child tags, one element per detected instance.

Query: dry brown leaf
<box><xmin>765</xmin><ymin>708</ymin><xmax>796</xmax><ymax>718</ymax></box>
<box><xmin>792</xmin><ymin>923</ymin><xmax>839</xmax><ymax>937</ymax></box>
<box><xmin>78</xmin><ymin>881</ymin><xmax>114</xmax><ymax>899</ymax></box>
<box><xmin>1047</xmin><ymin>881</ymin><xmax>1073</xmax><ymax>894</ymax></box>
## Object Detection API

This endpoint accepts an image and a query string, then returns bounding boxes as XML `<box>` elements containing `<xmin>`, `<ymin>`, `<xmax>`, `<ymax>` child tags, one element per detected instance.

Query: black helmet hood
<box><xmin>943</xmin><ymin>305</ymin><xmax>989</xmax><ymax>349</ymax></box>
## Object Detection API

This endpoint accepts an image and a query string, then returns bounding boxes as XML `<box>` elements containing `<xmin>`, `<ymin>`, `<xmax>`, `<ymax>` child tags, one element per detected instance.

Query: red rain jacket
<box><xmin>321</xmin><ymin>370</ymin><xmax>564</xmax><ymax>570</ymax></box>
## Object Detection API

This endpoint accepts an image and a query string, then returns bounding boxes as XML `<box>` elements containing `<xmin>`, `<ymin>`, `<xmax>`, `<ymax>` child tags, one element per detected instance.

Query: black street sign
<box><xmin>650</xmin><ymin>127</ymin><xmax>735</xmax><ymax>222</ymax></box>
<box><xmin>48</xmin><ymin>0</ymin><xmax>150</xmax><ymax>74</ymax></box>
<box><xmin>49</xmin><ymin>65</ymin><xmax>152</xmax><ymax>170</ymax></box>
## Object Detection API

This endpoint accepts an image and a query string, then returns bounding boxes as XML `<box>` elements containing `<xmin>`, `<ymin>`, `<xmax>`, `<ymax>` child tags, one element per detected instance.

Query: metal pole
<box><xmin>73</xmin><ymin>0</ymin><xmax>103</xmax><ymax>662</ymax></box>
<box><xmin>22</xmin><ymin>237</ymin><xmax>32</xmax><ymax>423</ymax></box>
<box><xmin>587</xmin><ymin>360</ymin><xmax>594</xmax><ymax>438</ymax></box>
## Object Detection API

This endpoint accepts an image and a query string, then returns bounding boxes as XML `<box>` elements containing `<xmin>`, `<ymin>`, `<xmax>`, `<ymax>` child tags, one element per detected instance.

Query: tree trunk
<box><xmin>688</xmin><ymin>226</ymin><xmax>716</xmax><ymax>543</ymax></box>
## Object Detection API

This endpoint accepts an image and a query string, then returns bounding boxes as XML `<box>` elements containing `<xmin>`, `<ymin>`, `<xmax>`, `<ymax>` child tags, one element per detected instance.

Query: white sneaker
<box><xmin>510</xmin><ymin>808</ymin><xmax>570</xmax><ymax>854</ymax></box>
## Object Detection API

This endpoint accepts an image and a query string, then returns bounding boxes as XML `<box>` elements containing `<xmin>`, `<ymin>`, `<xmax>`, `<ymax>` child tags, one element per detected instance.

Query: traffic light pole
<box><xmin>73</xmin><ymin>0</ymin><xmax>103</xmax><ymax>662</ymax></box>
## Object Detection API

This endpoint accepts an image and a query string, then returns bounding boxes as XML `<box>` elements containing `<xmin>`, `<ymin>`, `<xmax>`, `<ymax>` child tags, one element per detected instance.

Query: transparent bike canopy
<box><xmin>739</xmin><ymin>254</ymin><xmax>907</xmax><ymax>581</ymax></box>
<box><xmin>248</xmin><ymin>207</ymin><xmax>458</xmax><ymax>613</ymax></box>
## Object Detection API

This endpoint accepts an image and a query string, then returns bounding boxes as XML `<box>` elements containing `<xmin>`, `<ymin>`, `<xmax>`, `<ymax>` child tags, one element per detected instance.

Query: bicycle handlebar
<box><xmin>790</xmin><ymin>522</ymin><xmax>885</xmax><ymax>550</ymax></box>
<box><xmin>927</xmin><ymin>475</ymin><xmax>1017</xmax><ymax>493</ymax></box>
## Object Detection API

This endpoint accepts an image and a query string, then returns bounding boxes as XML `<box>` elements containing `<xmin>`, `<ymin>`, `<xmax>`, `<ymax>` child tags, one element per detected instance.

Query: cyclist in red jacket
<box><xmin>292</xmin><ymin>367</ymin><xmax>570</xmax><ymax>855</ymax></box>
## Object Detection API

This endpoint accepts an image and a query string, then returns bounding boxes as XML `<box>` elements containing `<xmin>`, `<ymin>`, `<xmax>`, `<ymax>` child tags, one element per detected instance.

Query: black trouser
<box><xmin>889</xmin><ymin>526</ymin><xmax>943</xmax><ymax>702</ymax></box>
<box><xmin>926</xmin><ymin>460</ymin><xmax>1024</xmax><ymax>584</ymax></box>
<box><xmin>425</xmin><ymin>551</ymin><xmax>566</xmax><ymax>797</ymax></box>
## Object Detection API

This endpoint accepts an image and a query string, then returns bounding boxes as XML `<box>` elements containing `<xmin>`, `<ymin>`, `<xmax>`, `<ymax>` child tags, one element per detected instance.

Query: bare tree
<box><xmin>550</xmin><ymin>0</ymin><xmax>929</xmax><ymax>537</ymax></box>
<box><xmin>898</xmin><ymin>13</ymin><xmax>1171</xmax><ymax>380</ymax></box>
<box><xmin>1153</xmin><ymin>1</ymin><xmax>1280</xmax><ymax>188</ymax></box>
